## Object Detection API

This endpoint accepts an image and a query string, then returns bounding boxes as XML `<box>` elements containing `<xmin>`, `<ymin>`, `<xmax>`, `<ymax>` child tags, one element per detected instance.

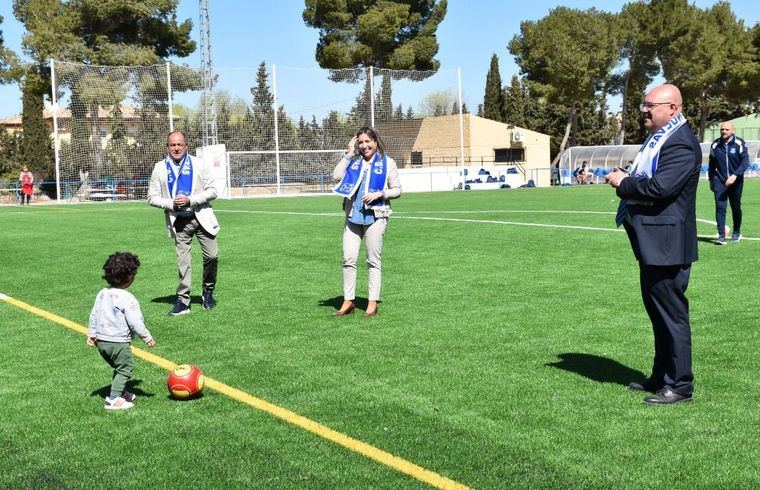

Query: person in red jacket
<box><xmin>18</xmin><ymin>166</ymin><xmax>34</xmax><ymax>205</ymax></box>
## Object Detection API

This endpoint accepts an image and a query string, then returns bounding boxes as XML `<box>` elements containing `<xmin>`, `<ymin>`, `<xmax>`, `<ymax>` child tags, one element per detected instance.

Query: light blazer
<box><xmin>147</xmin><ymin>155</ymin><xmax>220</xmax><ymax>238</ymax></box>
<box><xmin>617</xmin><ymin>122</ymin><xmax>701</xmax><ymax>266</ymax></box>
<box><xmin>333</xmin><ymin>154</ymin><xmax>402</xmax><ymax>219</ymax></box>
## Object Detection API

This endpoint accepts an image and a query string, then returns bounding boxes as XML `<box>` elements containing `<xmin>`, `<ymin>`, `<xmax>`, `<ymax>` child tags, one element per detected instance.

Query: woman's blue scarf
<box><xmin>333</xmin><ymin>153</ymin><xmax>388</xmax><ymax>206</ymax></box>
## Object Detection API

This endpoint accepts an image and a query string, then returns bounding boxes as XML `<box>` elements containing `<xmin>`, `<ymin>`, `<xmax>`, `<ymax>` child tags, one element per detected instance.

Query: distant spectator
<box><xmin>18</xmin><ymin>166</ymin><xmax>34</xmax><ymax>205</ymax></box>
<box><xmin>575</xmin><ymin>161</ymin><xmax>593</xmax><ymax>185</ymax></box>
<box><xmin>550</xmin><ymin>164</ymin><xmax>560</xmax><ymax>186</ymax></box>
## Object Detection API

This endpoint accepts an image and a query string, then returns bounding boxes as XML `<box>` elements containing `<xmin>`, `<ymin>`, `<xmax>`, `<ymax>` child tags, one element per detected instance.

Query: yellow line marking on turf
<box><xmin>0</xmin><ymin>293</ymin><xmax>468</xmax><ymax>490</ymax></box>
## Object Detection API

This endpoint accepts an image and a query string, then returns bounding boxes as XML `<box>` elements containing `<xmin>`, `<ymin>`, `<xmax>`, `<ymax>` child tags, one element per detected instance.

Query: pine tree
<box><xmin>216</xmin><ymin>95</ymin><xmax>232</xmax><ymax>149</ymax></box>
<box><xmin>503</xmin><ymin>75</ymin><xmax>527</xmax><ymax>127</ymax></box>
<box><xmin>483</xmin><ymin>53</ymin><xmax>505</xmax><ymax>122</ymax></box>
<box><xmin>393</xmin><ymin>104</ymin><xmax>404</xmax><ymax>121</ymax></box>
<box><xmin>303</xmin><ymin>0</ymin><xmax>447</xmax><ymax>72</ymax></box>
<box><xmin>0</xmin><ymin>129</ymin><xmax>21</xmax><ymax>180</ymax></box>
<box><xmin>104</xmin><ymin>103</ymin><xmax>129</xmax><ymax>178</ymax></box>
<box><xmin>249</xmin><ymin>61</ymin><xmax>275</xmax><ymax>151</ymax></box>
<box><xmin>19</xmin><ymin>70</ymin><xmax>54</xmax><ymax>185</ymax></box>
<box><xmin>509</xmin><ymin>7</ymin><xmax>621</xmax><ymax>164</ymax></box>
<box><xmin>375</xmin><ymin>72</ymin><xmax>394</xmax><ymax>122</ymax></box>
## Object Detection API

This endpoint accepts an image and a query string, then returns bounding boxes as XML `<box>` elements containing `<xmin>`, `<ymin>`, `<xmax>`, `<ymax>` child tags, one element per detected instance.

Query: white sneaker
<box><xmin>123</xmin><ymin>392</ymin><xmax>136</xmax><ymax>402</ymax></box>
<box><xmin>105</xmin><ymin>396</ymin><xmax>134</xmax><ymax>410</ymax></box>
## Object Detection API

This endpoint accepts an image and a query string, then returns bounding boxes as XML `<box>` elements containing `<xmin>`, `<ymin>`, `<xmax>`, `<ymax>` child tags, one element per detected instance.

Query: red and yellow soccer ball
<box><xmin>167</xmin><ymin>364</ymin><xmax>205</xmax><ymax>399</ymax></box>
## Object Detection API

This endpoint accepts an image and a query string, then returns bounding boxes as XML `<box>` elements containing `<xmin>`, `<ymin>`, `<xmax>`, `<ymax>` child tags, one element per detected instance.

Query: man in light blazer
<box><xmin>606</xmin><ymin>84</ymin><xmax>701</xmax><ymax>405</ymax></box>
<box><xmin>148</xmin><ymin>130</ymin><xmax>220</xmax><ymax>315</ymax></box>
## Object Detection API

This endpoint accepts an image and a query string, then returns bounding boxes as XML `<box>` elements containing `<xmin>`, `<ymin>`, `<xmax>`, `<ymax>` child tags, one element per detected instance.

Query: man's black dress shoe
<box><xmin>643</xmin><ymin>387</ymin><xmax>692</xmax><ymax>405</ymax></box>
<box><xmin>628</xmin><ymin>380</ymin><xmax>659</xmax><ymax>392</ymax></box>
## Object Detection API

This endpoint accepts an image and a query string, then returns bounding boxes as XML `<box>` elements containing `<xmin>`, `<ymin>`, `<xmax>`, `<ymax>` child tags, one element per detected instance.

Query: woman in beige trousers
<box><xmin>332</xmin><ymin>127</ymin><xmax>402</xmax><ymax>317</ymax></box>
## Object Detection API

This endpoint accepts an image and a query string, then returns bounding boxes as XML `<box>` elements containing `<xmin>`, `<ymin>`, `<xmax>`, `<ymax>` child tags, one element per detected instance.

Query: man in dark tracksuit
<box><xmin>708</xmin><ymin>121</ymin><xmax>749</xmax><ymax>244</ymax></box>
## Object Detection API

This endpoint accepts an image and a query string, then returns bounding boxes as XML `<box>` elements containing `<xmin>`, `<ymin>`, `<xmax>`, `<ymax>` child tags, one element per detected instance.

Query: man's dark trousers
<box><xmin>639</xmin><ymin>263</ymin><xmax>693</xmax><ymax>396</ymax></box>
<box><xmin>713</xmin><ymin>178</ymin><xmax>743</xmax><ymax>235</ymax></box>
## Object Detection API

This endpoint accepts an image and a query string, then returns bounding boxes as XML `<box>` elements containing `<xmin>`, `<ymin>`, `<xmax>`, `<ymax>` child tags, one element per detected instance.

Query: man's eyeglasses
<box><xmin>639</xmin><ymin>101</ymin><xmax>673</xmax><ymax>111</ymax></box>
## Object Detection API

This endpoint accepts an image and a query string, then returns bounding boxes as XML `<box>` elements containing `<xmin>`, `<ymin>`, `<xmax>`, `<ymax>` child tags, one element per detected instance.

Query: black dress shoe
<box><xmin>644</xmin><ymin>387</ymin><xmax>692</xmax><ymax>405</ymax></box>
<box><xmin>628</xmin><ymin>380</ymin><xmax>660</xmax><ymax>392</ymax></box>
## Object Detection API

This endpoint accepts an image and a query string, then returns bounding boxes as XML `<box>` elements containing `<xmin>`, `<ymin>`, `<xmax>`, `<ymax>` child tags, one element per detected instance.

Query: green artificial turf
<box><xmin>1</xmin><ymin>180</ymin><xmax>759</xmax><ymax>488</ymax></box>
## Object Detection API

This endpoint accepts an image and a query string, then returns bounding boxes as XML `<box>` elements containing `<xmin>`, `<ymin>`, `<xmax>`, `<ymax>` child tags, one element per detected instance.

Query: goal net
<box><xmin>51</xmin><ymin>60</ymin><xmax>464</xmax><ymax>200</ymax></box>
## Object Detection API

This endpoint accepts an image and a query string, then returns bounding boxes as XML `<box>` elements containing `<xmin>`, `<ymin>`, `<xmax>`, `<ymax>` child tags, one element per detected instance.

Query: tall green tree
<box><xmin>19</xmin><ymin>69</ymin><xmax>55</xmax><ymax>182</ymax></box>
<box><xmin>483</xmin><ymin>53</ymin><xmax>505</xmax><ymax>122</ymax></box>
<box><xmin>509</xmin><ymin>7</ymin><xmax>621</xmax><ymax>163</ymax></box>
<box><xmin>14</xmin><ymin>0</ymin><xmax>195</xmax><ymax>67</ymax></box>
<box><xmin>655</xmin><ymin>0</ymin><xmax>757</xmax><ymax>139</ymax></box>
<box><xmin>249</xmin><ymin>61</ymin><xmax>275</xmax><ymax>151</ymax></box>
<box><xmin>13</xmin><ymin>0</ymin><xmax>197</xmax><ymax>187</ymax></box>
<box><xmin>0</xmin><ymin>14</ymin><xmax>22</xmax><ymax>83</ymax></box>
<box><xmin>103</xmin><ymin>103</ymin><xmax>129</xmax><ymax>178</ymax></box>
<box><xmin>375</xmin><ymin>72</ymin><xmax>394</xmax><ymax>122</ymax></box>
<box><xmin>0</xmin><ymin>130</ymin><xmax>22</xmax><ymax>180</ymax></box>
<box><xmin>503</xmin><ymin>75</ymin><xmax>528</xmax><ymax>127</ymax></box>
<box><xmin>303</xmin><ymin>0</ymin><xmax>447</xmax><ymax>71</ymax></box>
<box><xmin>0</xmin><ymin>15</ymin><xmax>25</xmax><ymax>179</ymax></box>
<box><xmin>612</xmin><ymin>2</ymin><xmax>659</xmax><ymax>144</ymax></box>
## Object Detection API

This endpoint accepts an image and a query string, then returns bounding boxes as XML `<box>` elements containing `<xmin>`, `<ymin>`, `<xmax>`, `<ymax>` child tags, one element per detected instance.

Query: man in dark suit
<box><xmin>606</xmin><ymin>84</ymin><xmax>701</xmax><ymax>405</ymax></box>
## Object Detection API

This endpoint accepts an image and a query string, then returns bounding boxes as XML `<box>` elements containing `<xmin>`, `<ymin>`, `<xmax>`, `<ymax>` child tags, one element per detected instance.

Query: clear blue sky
<box><xmin>0</xmin><ymin>0</ymin><xmax>757</xmax><ymax>118</ymax></box>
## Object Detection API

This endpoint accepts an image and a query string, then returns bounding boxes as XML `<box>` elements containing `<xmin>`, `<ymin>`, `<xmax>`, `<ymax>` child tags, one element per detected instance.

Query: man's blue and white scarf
<box><xmin>165</xmin><ymin>154</ymin><xmax>194</xmax><ymax>216</ymax></box>
<box><xmin>333</xmin><ymin>153</ymin><xmax>388</xmax><ymax>206</ymax></box>
<box><xmin>615</xmin><ymin>113</ymin><xmax>687</xmax><ymax>226</ymax></box>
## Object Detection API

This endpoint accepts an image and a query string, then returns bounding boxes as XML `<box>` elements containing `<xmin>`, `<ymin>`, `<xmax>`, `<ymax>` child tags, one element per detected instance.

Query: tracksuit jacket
<box><xmin>708</xmin><ymin>134</ymin><xmax>750</xmax><ymax>183</ymax></box>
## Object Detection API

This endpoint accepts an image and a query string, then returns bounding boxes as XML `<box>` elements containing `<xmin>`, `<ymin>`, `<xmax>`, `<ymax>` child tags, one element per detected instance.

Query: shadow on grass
<box><xmin>90</xmin><ymin>379</ymin><xmax>154</xmax><ymax>398</ymax></box>
<box><xmin>167</xmin><ymin>392</ymin><xmax>205</xmax><ymax>402</ymax></box>
<box><xmin>546</xmin><ymin>353</ymin><xmax>646</xmax><ymax>386</ymax></box>
<box><xmin>697</xmin><ymin>236</ymin><xmax>719</xmax><ymax>244</ymax></box>
<box><xmin>318</xmin><ymin>296</ymin><xmax>381</xmax><ymax>312</ymax></box>
<box><xmin>151</xmin><ymin>294</ymin><xmax>203</xmax><ymax>306</ymax></box>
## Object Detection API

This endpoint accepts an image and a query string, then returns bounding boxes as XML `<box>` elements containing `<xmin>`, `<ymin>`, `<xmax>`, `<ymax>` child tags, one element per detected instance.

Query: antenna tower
<box><xmin>199</xmin><ymin>0</ymin><xmax>218</xmax><ymax>145</ymax></box>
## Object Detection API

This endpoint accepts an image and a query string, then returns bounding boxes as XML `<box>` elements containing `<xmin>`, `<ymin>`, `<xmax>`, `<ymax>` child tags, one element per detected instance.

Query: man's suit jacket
<box><xmin>617</xmin><ymin>123</ymin><xmax>702</xmax><ymax>266</ymax></box>
<box><xmin>147</xmin><ymin>155</ymin><xmax>220</xmax><ymax>238</ymax></box>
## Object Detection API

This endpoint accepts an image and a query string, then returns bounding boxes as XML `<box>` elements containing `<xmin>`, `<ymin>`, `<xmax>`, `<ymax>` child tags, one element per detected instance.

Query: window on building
<box><xmin>495</xmin><ymin>148</ymin><xmax>525</xmax><ymax>162</ymax></box>
<box><xmin>411</xmin><ymin>151</ymin><xmax>423</xmax><ymax>165</ymax></box>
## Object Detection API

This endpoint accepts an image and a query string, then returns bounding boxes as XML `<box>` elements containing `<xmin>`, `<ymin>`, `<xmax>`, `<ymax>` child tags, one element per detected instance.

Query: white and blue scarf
<box><xmin>615</xmin><ymin>113</ymin><xmax>687</xmax><ymax>226</ymax></box>
<box><xmin>166</xmin><ymin>154</ymin><xmax>193</xmax><ymax>216</ymax></box>
<box><xmin>333</xmin><ymin>153</ymin><xmax>388</xmax><ymax>206</ymax></box>
<box><xmin>166</xmin><ymin>154</ymin><xmax>193</xmax><ymax>198</ymax></box>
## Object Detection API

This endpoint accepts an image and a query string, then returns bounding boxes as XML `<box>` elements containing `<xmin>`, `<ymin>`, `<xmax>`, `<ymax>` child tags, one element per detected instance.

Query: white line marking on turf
<box><xmin>217</xmin><ymin>209</ymin><xmax>760</xmax><ymax>240</ymax></box>
<box><xmin>393</xmin><ymin>215</ymin><xmax>624</xmax><ymax>232</ymax></box>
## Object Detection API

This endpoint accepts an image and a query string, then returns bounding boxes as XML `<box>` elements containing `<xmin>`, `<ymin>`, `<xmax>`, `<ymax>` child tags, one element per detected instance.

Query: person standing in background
<box><xmin>708</xmin><ymin>121</ymin><xmax>749</xmax><ymax>244</ymax></box>
<box><xmin>18</xmin><ymin>166</ymin><xmax>34</xmax><ymax>205</ymax></box>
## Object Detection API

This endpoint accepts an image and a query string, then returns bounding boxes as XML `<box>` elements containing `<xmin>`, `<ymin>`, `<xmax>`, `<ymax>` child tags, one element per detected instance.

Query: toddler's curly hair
<box><xmin>102</xmin><ymin>252</ymin><xmax>140</xmax><ymax>287</ymax></box>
